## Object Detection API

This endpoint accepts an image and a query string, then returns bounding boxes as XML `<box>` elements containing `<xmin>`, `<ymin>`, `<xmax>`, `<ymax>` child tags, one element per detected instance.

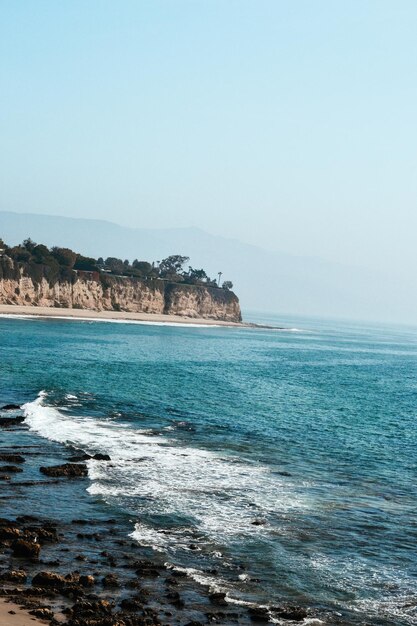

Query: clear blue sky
<box><xmin>1</xmin><ymin>1</ymin><xmax>416</xmax><ymax>278</ymax></box>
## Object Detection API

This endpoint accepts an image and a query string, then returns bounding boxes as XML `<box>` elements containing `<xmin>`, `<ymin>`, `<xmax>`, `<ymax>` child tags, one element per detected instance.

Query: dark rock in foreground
<box><xmin>271</xmin><ymin>605</ymin><xmax>308</xmax><ymax>621</ymax></box>
<box><xmin>12</xmin><ymin>538</ymin><xmax>41</xmax><ymax>559</ymax></box>
<box><xmin>0</xmin><ymin>569</ymin><xmax>27</xmax><ymax>582</ymax></box>
<box><xmin>0</xmin><ymin>453</ymin><xmax>25</xmax><ymax>464</ymax></box>
<box><xmin>0</xmin><ymin>415</ymin><xmax>25</xmax><ymax>428</ymax></box>
<box><xmin>68</xmin><ymin>452</ymin><xmax>111</xmax><ymax>462</ymax></box>
<box><xmin>0</xmin><ymin>465</ymin><xmax>23</xmax><ymax>473</ymax></box>
<box><xmin>40</xmin><ymin>463</ymin><xmax>88</xmax><ymax>478</ymax></box>
<box><xmin>29</xmin><ymin>607</ymin><xmax>54</xmax><ymax>620</ymax></box>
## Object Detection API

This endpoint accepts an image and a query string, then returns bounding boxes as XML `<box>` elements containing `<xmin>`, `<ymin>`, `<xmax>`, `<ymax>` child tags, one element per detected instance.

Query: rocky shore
<box><xmin>0</xmin><ymin>404</ymin><xmax>319</xmax><ymax>626</ymax></box>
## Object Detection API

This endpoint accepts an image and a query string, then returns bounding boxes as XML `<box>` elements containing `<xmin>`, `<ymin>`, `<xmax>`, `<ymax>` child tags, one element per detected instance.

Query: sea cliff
<box><xmin>0</xmin><ymin>256</ymin><xmax>242</xmax><ymax>322</ymax></box>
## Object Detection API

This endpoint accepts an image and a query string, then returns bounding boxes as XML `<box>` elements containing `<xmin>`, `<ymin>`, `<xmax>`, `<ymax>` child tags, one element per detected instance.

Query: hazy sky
<box><xmin>1</xmin><ymin>1</ymin><xmax>416</xmax><ymax>278</ymax></box>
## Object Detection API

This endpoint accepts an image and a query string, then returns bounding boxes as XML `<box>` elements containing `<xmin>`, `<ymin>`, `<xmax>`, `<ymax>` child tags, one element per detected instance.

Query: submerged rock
<box><xmin>248</xmin><ymin>606</ymin><xmax>270</xmax><ymax>622</ymax></box>
<box><xmin>0</xmin><ymin>415</ymin><xmax>25</xmax><ymax>428</ymax></box>
<box><xmin>209</xmin><ymin>591</ymin><xmax>227</xmax><ymax>605</ymax></box>
<box><xmin>120</xmin><ymin>597</ymin><xmax>144</xmax><ymax>612</ymax></box>
<box><xmin>39</xmin><ymin>463</ymin><xmax>88</xmax><ymax>478</ymax></box>
<box><xmin>102</xmin><ymin>573</ymin><xmax>119</xmax><ymax>587</ymax></box>
<box><xmin>68</xmin><ymin>452</ymin><xmax>111</xmax><ymax>462</ymax></box>
<box><xmin>0</xmin><ymin>465</ymin><xmax>23</xmax><ymax>473</ymax></box>
<box><xmin>271</xmin><ymin>605</ymin><xmax>308</xmax><ymax>621</ymax></box>
<box><xmin>0</xmin><ymin>453</ymin><xmax>25</xmax><ymax>463</ymax></box>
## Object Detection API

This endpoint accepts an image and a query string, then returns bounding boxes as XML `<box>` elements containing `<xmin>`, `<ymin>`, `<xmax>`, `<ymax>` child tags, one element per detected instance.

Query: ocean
<box><xmin>1</xmin><ymin>312</ymin><xmax>416</xmax><ymax>625</ymax></box>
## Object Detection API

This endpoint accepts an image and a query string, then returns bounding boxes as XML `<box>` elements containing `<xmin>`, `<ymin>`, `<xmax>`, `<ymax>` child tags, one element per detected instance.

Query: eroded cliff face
<box><xmin>0</xmin><ymin>257</ymin><xmax>241</xmax><ymax>322</ymax></box>
<box><xmin>164</xmin><ymin>283</ymin><xmax>241</xmax><ymax>321</ymax></box>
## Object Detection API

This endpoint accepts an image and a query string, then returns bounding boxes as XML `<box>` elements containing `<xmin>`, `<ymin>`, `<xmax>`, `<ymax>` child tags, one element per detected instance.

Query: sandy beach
<box><xmin>0</xmin><ymin>305</ymin><xmax>245</xmax><ymax>327</ymax></box>
<box><xmin>0</xmin><ymin>598</ymin><xmax>44</xmax><ymax>625</ymax></box>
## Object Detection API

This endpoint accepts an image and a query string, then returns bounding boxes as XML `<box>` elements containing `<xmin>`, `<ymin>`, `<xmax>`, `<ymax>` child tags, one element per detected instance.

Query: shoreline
<box><xmin>0</xmin><ymin>304</ymin><xmax>245</xmax><ymax>328</ymax></box>
<box><xmin>0</xmin><ymin>598</ymin><xmax>45</xmax><ymax>626</ymax></box>
<box><xmin>0</xmin><ymin>305</ymin><xmax>285</xmax><ymax>331</ymax></box>
<box><xmin>0</xmin><ymin>403</ymin><xmax>315</xmax><ymax>626</ymax></box>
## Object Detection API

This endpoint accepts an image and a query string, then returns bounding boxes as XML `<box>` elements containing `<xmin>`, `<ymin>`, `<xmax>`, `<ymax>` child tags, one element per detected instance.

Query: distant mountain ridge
<box><xmin>0</xmin><ymin>210</ymin><xmax>414</xmax><ymax>323</ymax></box>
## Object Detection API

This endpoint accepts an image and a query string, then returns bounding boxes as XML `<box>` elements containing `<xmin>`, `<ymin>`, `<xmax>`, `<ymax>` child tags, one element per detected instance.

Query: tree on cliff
<box><xmin>132</xmin><ymin>260</ymin><xmax>153</xmax><ymax>277</ymax></box>
<box><xmin>182</xmin><ymin>267</ymin><xmax>209</xmax><ymax>284</ymax></box>
<box><xmin>104</xmin><ymin>257</ymin><xmax>125</xmax><ymax>274</ymax></box>
<box><xmin>51</xmin><ymin>247</ymin><xmax>77</xmax><ymax>269</ymax></box>
<box><xmin>22</xmin><ymin>238</ymin><xmax>37</xmax><ymax>253</ymax></box>
<box><xmin>74</xmin><ymin>255</ymin><xmax>99</xmax><ymax>272</ymax></box>
<box><xmin>222</xmin><ymin>281</ymin><xmax>233</xmax><ymax>290</ymax></box>
<box><xmin>158</xmin><ymin>255</ymin><xmax>189</xmax><ymax>280</ymax></box>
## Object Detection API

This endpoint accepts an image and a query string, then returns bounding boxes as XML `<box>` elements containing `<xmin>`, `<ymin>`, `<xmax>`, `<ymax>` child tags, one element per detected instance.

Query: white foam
<box><xmin>129</xmin><ymin>522</ymin><xmax>172</xmax><ymax>552</ymax></box>
<box><xmin>23</xmin><ymin>391</ymin><xmax>307</xmax><ymax>551</ymax></box>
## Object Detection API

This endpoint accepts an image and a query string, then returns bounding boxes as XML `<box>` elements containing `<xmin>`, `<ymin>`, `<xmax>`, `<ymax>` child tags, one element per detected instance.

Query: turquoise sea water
<box><xmin>1</xmin><ymin>313</ymin><xmax>416</xmax><ymax>624</ymax></box>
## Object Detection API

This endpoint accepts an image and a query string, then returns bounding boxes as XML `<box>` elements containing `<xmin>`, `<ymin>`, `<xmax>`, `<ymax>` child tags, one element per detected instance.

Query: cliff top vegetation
<box><xmin>0</xmin><ymin>237</ymin><xmax>234</xmax><ymax>290</ymax></box>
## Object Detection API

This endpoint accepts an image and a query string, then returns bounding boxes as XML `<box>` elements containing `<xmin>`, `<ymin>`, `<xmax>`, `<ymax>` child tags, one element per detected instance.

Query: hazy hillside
<box><xmin>0</xmin><ymin>211</ymin><xmax>413</xmax><ymax>323</ymax></box>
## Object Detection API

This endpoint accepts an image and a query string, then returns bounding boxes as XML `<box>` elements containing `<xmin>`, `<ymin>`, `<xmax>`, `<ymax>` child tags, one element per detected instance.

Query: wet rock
<box><xmin>33</xmin><ymin>526</ymin><xmax>59</xmax><ymax>544</ymax></box>
<box><xmin>1</xmin><ymin>404</ymin><xmax>21</xmax><ymax>411</ymax></box>
<box><xmin>32</xmin><ymin>571</ymin><xmax>68</xmax><ymax>588</ymax></box>
<box><xmin>120</xmin><ymin>597</ymin><xmax>144</xmax><ymax>612</ymax></box>
<box><xmin>166</xmin><ymin>590</ymin><xmax>184</xmax><ymax>607</ymax></box>
<box><xmin>248</xmin><ymin>606</ymin><xmax>270</xmax><ymax>622</ymax></box>
<box><xmin>0</xmin><ymin>569</ymin><xmax>27</xmax><ymax>583</ymax></box>
<box><xmin>0</xmin><ymin>465</ymin><xmax>23</xmax><ymax>473</ymax></box>
<box><xmin>68</xmin><ymin>452</ymin><xmax>111</xmax><ymax>462</ymax></box>
<box><xmin>126</xmin><ymin>579</ymin><xmax>146</xmax><ymax>590</ymax></box>
<box><xmin>209</xmin><ymin>591</ymin><xmax>227</xmax><ymax>605</ymax></box>
<box><xmin>93</xmin><ymin>453</ymin><xmax>111</xmax><ymax>461</ymax></box>
<box><xmin>134</xmin><ymin>559</ymin><xmax>162</xmax><ymax>578</ymax></box>
<box><xmin>0</xmin><ymin>453</ymin><xmax>25</xmax><ymax>463</ymax></box>
<box><xmin>0</xmin><ymin>415</ymin><xmax>25</xmax><ymax>428</ymax></box>
<box><xmin>68</xmin><ymin>598</ymin><xmax>114</xmax><ymax>623</ymax></box>
<box><xmin>205</xmin><ymin>611</ymin><xmax>227</xmax><ymax>622</ymax></box>
<box><xmin>67</xmin><ymin>453</ymin><xmax>92</xmax><ymax>462</ymax></box>
<box><xmin>12</xmin><ymin>538</ymin><xmax>40</xmax><ymax>559</ymax></box>
<box><xmin>79</xmin><ymin>574</ymin><xmax>95</xmax><ymax>587</ymax></box>
<box><xmin>251</xmin><ymin>519</ymin><xmax>266</xmax><ymax>526</ymax></box>
<box><xmin>102</xmin><ymin>573</ymin><xmax>119</xmax><ymax>587</ymax></box>
<box><xmin>40</xmin><ymin>463</ymin><xmax>88</xmax><ymax>478</ymax></box>
<box><xmin>0</xmin><ymin>475</ymin><xmax>10</xmax><ymax>481</ymax></box>
<box><xmin>43</xmin><ymin>559</ymin><xmax>61</xmax><ymax>567</ymax></box>
<box><xmin>272</xmin><ymin>605</ymin><xmax>308</xmax><ymax>621</ymax></box>
<box><xmin>15</xmin><ymin>515</ymin><xmax>41</xmax><ymax>523</ymax></box>
<box><xmin>29</xmin><ymin>607</ymin><xmax>54</xmax><ymax>620</ymax></box>
<box><xmin>0</xmin><ymin>523</ymin><xmax>21</xmax><ymax>543</ymax></box>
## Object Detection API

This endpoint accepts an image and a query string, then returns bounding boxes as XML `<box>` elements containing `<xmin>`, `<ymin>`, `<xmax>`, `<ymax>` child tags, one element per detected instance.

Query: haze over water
<box><xmin>1</xmin><ymin>313</ymin><xmax>416</xmax><ymax>625</ymax></box>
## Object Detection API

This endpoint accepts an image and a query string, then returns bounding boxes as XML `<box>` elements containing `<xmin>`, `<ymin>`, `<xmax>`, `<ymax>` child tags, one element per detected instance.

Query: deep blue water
<box><xmin>1</xmin><ymin>313</ymin><xmax>417</xmax><ymax>625</ymax></box>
